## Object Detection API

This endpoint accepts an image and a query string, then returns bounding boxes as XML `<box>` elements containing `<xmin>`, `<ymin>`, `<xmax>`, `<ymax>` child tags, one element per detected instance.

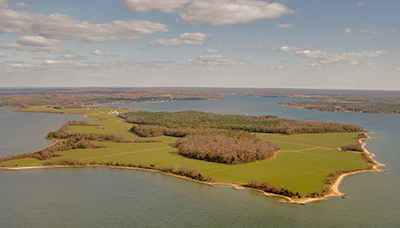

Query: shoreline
<box><xmin>0</xmin><ymin>164</ymin><xmax>376</xmax><ymax>204</ymax></box>
<box><xmin>1</xmin><ymin>133</ymin><xmax>385</xmax><ymax>205</ymax></box>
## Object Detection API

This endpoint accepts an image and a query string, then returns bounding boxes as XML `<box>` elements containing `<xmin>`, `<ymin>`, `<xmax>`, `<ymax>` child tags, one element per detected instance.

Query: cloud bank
<box><xmin>187</xmin><ymin>55</ymin><xmax>248</xmax><ymax>66</ymax></box>
<box><xmin>0</xmin><ymin>8</ymin><xmax>169</xmax><ymax>42</ymax></box>
<box><xmin>123</xmin><ymin>0</ymin><xmax>294</xmax><ymax>25</ymax></box>
<box><xmin>297</xmin><ymin>50</ymin><xmax>389</xmax><ymax>66</ymax></box>
<box><xmin>148</xmin><ymin>33</ymin><xmax>211</xmax><ymax>46</ymax></box>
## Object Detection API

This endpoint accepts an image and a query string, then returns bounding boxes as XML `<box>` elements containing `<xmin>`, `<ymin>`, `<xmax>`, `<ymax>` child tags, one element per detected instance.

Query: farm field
<box><xmin>0</xmin><ymin>109</ymin><xmax>368</xmax><ymax>194</ymax></box>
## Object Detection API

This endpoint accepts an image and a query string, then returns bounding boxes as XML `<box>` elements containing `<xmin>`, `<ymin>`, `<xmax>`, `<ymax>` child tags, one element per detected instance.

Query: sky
<box><xmin>0</xmin><ymin>0</ymin><xmax>399</xmax><ymax>90</ymax></box>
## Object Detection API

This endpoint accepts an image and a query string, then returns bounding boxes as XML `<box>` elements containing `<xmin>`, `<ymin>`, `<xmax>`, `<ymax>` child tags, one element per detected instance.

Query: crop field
<box><xmin>1</xmin><ymin>111</ymin><xmax>368</xmax><ymax>194</ymax></box>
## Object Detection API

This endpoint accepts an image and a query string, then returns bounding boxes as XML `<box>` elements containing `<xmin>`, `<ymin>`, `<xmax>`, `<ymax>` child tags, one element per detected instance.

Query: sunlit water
<box><xmin>1</xmin><ymin>95</ymin><xmax>399</xmax><ymax>227</ymax></box>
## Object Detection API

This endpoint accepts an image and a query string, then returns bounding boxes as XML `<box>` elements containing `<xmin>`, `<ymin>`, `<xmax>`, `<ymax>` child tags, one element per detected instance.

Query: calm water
<box><xmin>1</xmin><ymin>95</ymin><xmax>399</xmax><ymax>227</ymax></box>
<box><xmin>0</xmin><ymin>108</ymin><xmax>87</xmax><ymax>157</ymax></box>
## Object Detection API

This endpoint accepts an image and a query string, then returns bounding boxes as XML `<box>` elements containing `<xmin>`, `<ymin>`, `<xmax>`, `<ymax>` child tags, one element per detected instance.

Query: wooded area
<box><xmin>121</xmin><ymin>110</ymin><xmax>363</xmax><ymax>135</ymax></box>
<box><xmin>175</xmin><ymin>135</ymin><xmax>279</xmax><ymax>164</ymax></box>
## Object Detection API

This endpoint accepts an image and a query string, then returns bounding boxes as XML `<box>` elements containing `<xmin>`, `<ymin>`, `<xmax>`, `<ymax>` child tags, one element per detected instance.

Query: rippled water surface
<box><xmin>1</xmin><ymin>95</ymin><xmax>399</xmax><ymax>227</ymax></box>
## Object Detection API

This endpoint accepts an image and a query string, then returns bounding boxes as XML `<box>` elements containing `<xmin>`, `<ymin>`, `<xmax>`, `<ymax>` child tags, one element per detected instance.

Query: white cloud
<box><xmin>296</xmin><ymin>50</ymin><xmax>390</xmax><ymax>65</ymax></box>
<box><xmin>32</xmin><ymin>56</ymin><xmax>47</xmax><ymax>60</ymax></box>
<box><xmin>344</xmin><ymin>28</ymin><xmax>352</xmax><ymax>33</ymax></box>
<box><xmin>200</xmin><ymin>68</ymin><xmax>218</xmax><ymax>72</ymax></box>
<box><xmin>0</xmin><ymin>52</ymin><xmax>6</xmax><ymax>57</ymax></box>
<box><xmin>277</xmin><ymin>23</ymin><xmax>293</xmax><ymax>28</ymax></box>
<box><xmin>0</xmin><ymin>43</ymin><xmax>28</xmax><ymax>51</ymax></box>
<box><xmin>179</xmin><ymin>0</ymin><xmax>294</xmax><ymax>25</ymax></box>
<box><xmin>0</xmin><ymin>8</ymin><xmax>169</xmax><ymax>42</ymax></box>
<box><xmin>187</xmin><ymin>55</ymin><xmax>248</xmax><ymax>66</ymax></box>
<box><xmin>357</xmin><ymin>2</ymin><xmax>364</xmax><ymax>6</ymax></box>
<box><xmin>15</xmin><ymin>2</ymin><xmax>30</xmax><ymax>8</ymax></box>
<box><xmin>217</xmin><ymin>46</ymin><xmax>227</xmax><ymax>49</ymax></box>
<box><xmin>123</xmin><ymin>0</ymin><xmax>191</xmax><ymax>13</ymax></box>
<box><xmin>305</xmin><ymin>63</ymin><xmax>324</xmax><ymax>67</ymax></box>
<box><xmin>56</xmin><ymin>55</ymin><xmax>88</xmax><ymax>61</ymax></box>
<box><xmin>180</xmin><ymin>32</ymin><xmax>212</xmax><ymax>45</ymax></box>
<box><xmin>0</xmin><ymin>0</ymin><xmax>10</xmax><ymax>8</ymax></box>
<box><xmin>113</xmin><ymin>60</ymin><xmax>171</xmax><ymax>68</ymax></box>
<box><xmin>148</xmin><ymin>33</ymin><xmax>211</xmax><ymax>46</ymax></box>
<box><xmin>1</xmin><ymin>36</ymin><xmax>70</xmax><ymax>54</ymax></box>
<box><xmin>388</xmin><ymin>29</ymin><xmax>398</xmax><ymax>32</ymax></box>
<box><xmin>360</xmin><ymin>29</ymin><xmax>370</xmax><ymax>33</ymax></box>
<box><xmin>244</xmin><ymin>45</ymin><xmax>264</xmax><ymax>49</ymax></box>
<box><xmin>396</xmin><ymin>67</ymin><xmax>400</xmax><ymax>70</ymax></box>
<box><xmin>92</xmin><ymin>50</ymin><xmax>119</xmax><ymax>57</ymax></box>
<box><xmin>0</xmin><ymin>59</ymin><xmax>171</xmax><ymax>73</ymax></box>
<box><xmin>1</xmin><ymin>63</ymin><xmax>36</xmax><ymax>72</ymax></box>
<box><xmin>276</xmin><ymin>44</ymin><xmax>305</xmax><ymax>52</ymax></box>
<box><xmin>204</xmin><ymin>49</ymin><xmax>219</xmax><ymax>53</ymax></box>
<box><xmin>270</xmin><ymin>65</ymin><xmax>283</xmax><ymax>69</ymax></box>
<box><xmin>28</xmin><ymin>46</ymin><xmax>71</xmax><ymax>54</ymax></box>
<box><xmin>148</xmin><ymin>38</ymin><xmax>183</xmax><ymax>47</ymax></box>
<box><xmin>255</xmin><ymin>66</ymin><xmax>265</xmax><ymax>69</ymax></box>
<box><xmin>372</xmin><ymin>30</ymin><xmax>380</xmax><ymax>34</ymax></box>
<box><xmin>17</xmin><ymin>36</ymin><xmax>64</xmax><ymax>47</ymax></box>
<box><xmin>123</xmin><ymin>0</ymin><xmax>294</xmax><ymax>25</ymax></box>
<box><xmin>0</xmin><ymin>60</ymin><xmax>79</xmax><ymax>73</ymax></box>
<box><xmin>42</xmin><ymin>60</ymin><xmax>58</xmax><ymax>65</ymax></box>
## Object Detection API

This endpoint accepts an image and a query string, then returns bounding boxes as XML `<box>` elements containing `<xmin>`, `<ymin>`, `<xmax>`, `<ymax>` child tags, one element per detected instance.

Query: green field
<box><xmin>1</xmin><ymin>110</ymin><xmax>369</xmax><ymax>195</ymax></box>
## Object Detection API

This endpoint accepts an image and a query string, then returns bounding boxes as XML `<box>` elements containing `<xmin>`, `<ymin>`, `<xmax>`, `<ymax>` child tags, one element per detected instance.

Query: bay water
<box><xmin>1</xmin><ymin>95</ymin><xmax>399</xmax><ymax>227</ymax></box>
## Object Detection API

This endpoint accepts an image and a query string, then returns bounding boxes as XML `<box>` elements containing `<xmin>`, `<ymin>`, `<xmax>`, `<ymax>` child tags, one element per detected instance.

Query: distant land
<box><xmin>1</xmin><ymin>87</ymin><xmax>400</xmax><ymax>114</ymax></box>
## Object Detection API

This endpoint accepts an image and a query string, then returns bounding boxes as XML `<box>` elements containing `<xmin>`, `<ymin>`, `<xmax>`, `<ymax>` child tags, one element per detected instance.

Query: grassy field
<box><xmin>1</xmin><ymin>109</ymin><xmax>369</xmax><ymax>194</ymax></box>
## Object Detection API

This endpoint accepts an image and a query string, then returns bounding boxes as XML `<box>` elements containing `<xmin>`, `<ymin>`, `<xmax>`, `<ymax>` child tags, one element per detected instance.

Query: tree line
<box><xmin>120</xmin><ymin>110</ymin><xmax>363</xmax><ymax>135</ymax></box>
<box><xmin>244</xmin><ymin>179</ymin><xmax>301</xmax><ymax>198</ymax></box>
<box><xmin>131</xmin><ymin>125</ymin><xmax>255</xmax><ymax>139</ymax></box>
<box><xmin>47</xmin><ymin>131</ymin><xmax>131</xmax><ymax>143</ymax></box>
<box><xmin>341</xmin><ymin>142</ymin><xmax>363</xmax><ymax>152</ymax></box>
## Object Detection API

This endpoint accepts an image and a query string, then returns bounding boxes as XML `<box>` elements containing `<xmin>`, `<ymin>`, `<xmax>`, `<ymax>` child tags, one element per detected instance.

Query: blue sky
<box><xmin>0</xmin><ymin>0</ymin><xmax>399</xmax><ymax>89</ymax></box>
